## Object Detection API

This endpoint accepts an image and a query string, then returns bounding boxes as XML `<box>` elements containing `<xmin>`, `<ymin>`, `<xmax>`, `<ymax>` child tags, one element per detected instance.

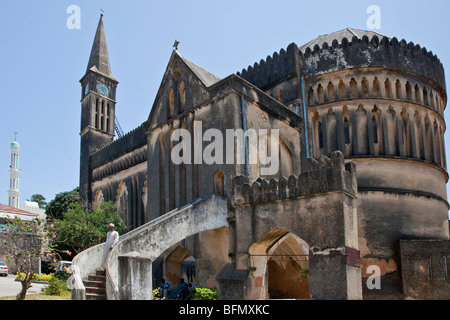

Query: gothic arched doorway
<box><xmin>214</xmin><ymin>170</ymin><xmax>225</xmax><ymax>196</ymax></box>
<box><xmin>165</xmin><ymin>246</ymin><xmax>197</xmax><ymax>287</ymax></box>
<box><xmin>248</xmin><ymin>227</ymin><xmax>310</xmax><ymax>299</ymax></box>
<box><xmin>266</xmin><ymin>233</ymin><xmax>310</xmax><ymax>299</ymax></box>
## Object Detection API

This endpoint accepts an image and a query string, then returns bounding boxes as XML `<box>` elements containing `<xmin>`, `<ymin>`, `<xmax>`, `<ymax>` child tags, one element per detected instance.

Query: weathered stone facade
<box><xmin>77</xmin><ymin>18</ymin><xmax>449</xmax><ymax>300</ymax></box>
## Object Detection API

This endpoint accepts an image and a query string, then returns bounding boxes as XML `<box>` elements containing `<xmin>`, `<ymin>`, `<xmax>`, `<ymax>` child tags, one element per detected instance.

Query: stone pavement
<box><xmin>0</xmin><ymin>275</ymin><xmax>48</xmax><ymax>297</ymax></box>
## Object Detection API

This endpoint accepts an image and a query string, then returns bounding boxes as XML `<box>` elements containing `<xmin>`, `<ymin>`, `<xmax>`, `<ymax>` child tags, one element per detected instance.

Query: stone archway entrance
<box><xmin>247</xmin><ymin>227</ymin><xmax>311</xmax><ymax>299</ymax></box>
<box><xmin>267</xmin><ymin>233</ymin><xmax>310</xmax><ymax>299</ymax></box>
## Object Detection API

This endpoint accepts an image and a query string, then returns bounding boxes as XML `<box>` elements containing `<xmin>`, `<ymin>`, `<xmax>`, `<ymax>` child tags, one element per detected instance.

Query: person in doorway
<box><xmin>160</xmin><ymin>278</ymin><xmax>173</xmax><ymax>299</ymax></box>
<box><xmin>101</xmin><ymin>223</ymin><xmax>119</xmax><ymax>270</ymax></box>
<box><xmin>187</xmin><ymin>283</ymin><xmax>197</xmax><ymax>299</ymax></box>
<box><xmin>170</xmin><ymin>278</ymin><xmax>189</xmax><ymax>299</ymax></box>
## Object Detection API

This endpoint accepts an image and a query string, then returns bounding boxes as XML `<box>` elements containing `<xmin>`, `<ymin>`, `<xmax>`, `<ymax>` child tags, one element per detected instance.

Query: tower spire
<box><xmin>86</xmin><ymin>14</ymin><xmax>112</xmax><ymax>76</ymax></box>
<box><xmin>8</xmin><ymin>135</ymin><xmax>20</xmax><ymax>208</ymax></box>
<box><xmin>79</xmin><ymin>15</ymin><xmax>118</xmax><ymax>209</ymax></box>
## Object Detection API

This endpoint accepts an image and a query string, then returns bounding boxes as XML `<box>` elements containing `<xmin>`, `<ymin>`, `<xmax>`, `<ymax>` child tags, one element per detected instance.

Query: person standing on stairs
<box><xmin>101</xmin><ymin>223</ymin><xmax>119</xmax><ymax>270</ymax></box>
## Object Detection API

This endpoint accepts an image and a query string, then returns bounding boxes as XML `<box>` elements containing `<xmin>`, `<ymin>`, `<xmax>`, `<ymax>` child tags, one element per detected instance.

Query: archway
<box><xmin>214</xmin><ymin>170</ymin><xmax>225</xmax><ymax>196</ymax></box>
<box><xmin>93</xmin><ymin>189</ymin><xmax>104</xmax><ymax>210</ymax></box>
<box><xmin>248</xmin><ymin>227</ymin><xmax>310</xmax><ymax>299</ymax></box>
<box><xmin>116</xmin><ymin>181</ymin><xmax>129</xmax><ymax>227</ymax></box>
<box><xmin>267</xmin><ymin>233</ymin><xmax>310</xmax><ymax>299</ymax></box>
<box><xmin>165</xmin><ymin>246</ymin><xmax>197</xmax><ymax>288</ymax></box>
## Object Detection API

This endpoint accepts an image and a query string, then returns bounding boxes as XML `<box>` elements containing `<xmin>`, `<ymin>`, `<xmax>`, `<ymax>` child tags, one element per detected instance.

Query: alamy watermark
<box><xmin>366</xmin><ymin>5</ymin><xmax>381</xmax><ymax>30</ymax></box>
<box><xmin>170</xmin><ymin>121</ymin><xmax>280</xmax><ymax>176</ymax></box>
<box><xmin>66</xmin><ymin>5</ymin><xmax>81</xmax><ymax>30</ymax></box>
<box><xmin>366</xmin><ymin>265</ymin><xmax>381</xmax><ymax>290</ymax></box>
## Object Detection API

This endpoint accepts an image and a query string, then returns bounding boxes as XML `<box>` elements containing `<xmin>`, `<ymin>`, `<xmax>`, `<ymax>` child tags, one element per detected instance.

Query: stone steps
<box><xmin>83</xmin><ymin>269</ymin><xmax>106</xmax><ymax>300</ymax></box>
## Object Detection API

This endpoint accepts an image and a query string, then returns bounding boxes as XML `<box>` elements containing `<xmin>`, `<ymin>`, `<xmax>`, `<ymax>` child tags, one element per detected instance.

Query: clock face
<box><xmin>97</xmin><ymin>84</ymin><xmax>109</xmax><ymax>96</ymax></box>
<box><xmin>84</xmin><ymin>84</ymin><xmax>90</xmax><ymax>95</ymax></box>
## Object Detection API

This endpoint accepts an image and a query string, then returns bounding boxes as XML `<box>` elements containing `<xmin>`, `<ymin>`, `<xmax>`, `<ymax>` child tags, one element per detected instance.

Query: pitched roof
<box><xmin>299</xmin><ymin>27</ymin><xmax>387</xmax><ymax>52</ymax></box>
<box><xmin>176</xmin><ymin>51</ymin><xmax>221</xmax><ymax>87</ymax></box>
<box><xmin>0</xmin><ymin>204</ymin><xmax>38</xmax><ymax>221</ymax></box>
<box><xmin>86</xmin><ymin>15</ymin><xmax>115</xmax><ymax>79</ymax></box>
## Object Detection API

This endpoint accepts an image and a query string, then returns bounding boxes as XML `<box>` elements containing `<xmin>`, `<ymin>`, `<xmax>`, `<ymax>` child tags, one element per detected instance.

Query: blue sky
<box><xmin>1</xmin><ymin>0</ymin><xmax>450</xmax><ymax>209</ymax></box>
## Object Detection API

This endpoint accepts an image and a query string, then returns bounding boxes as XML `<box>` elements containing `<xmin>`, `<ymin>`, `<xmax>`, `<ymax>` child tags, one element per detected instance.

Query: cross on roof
<box><xmin>173</xmin><ymin>40</ymin><xmax>180</xmax><ymax>50</ymax></box>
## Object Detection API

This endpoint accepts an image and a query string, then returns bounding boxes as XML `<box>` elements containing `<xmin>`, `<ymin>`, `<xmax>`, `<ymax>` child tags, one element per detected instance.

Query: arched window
<box><xmin>361</xmin><ymin>78</ymin><xmax>369</xmax><ymax>97</ymax></box>
<box><xmin>106</xmin><ymin>103</ymin><xmax>110</xmax><ymax>133</ymax></box>
<box><xmin>214</xmin><ymin>170</ymin><xmax>225</xmax><ymax>196</ymax></box>
<box><xmin>100</xmin><ymin>100</ymin><xmax>105</xmax><ymax>131</ymax></box>
<box><xmin>95</xmin><ymin>98</ymin><xmax>99</xmax><ymax>129</ymax></box>
<box><xmin>159</xmin><ymin>133</ymin><xmax>166</xmax><ymax>215</ymax></box>
<box><xmin>430</xmin><ymin>91</ymin><xmax>435</xmax><ymax>108</ymax></box>
<box><xmin>415</xmin><ymin>84</ymin><xmax>421</xmax><ymax>104</ymax></box>
<box><xmin>93</xmin><ymin>189</ymin><xmax>105</xmax><ymax>211</ymax></box>
<box><xmin>169</xmin><ymin>128</ymin><xmax>176</xmax><ymax>211</ymax></box>
<box><xmin>423</xmin><ymin>88</ymin><xmax>429</xmax><ymax>106</ymax></box>
<box><xmin>318</xmin><ymin>121</ymin><xmax>324</xmax><ymax>149</ymax></box>
<box><xmin>308</xmin><ymin>87</ymin><xmax>314</xmax><ymax>106</ymax></box>
<box><xmin>178</xmin><ymin>82</ymin><xmax>186</xmax><ymax>113</ymax></box>
<box><xmin>338</xmin><ymin>80</ymin><xmax>346</xmax><ymax>100</ymax></box>
<box><xmin>406</xmin><ymin>82</ymin><xmax>412</xmax><ymax>101</ymax></box>
<box><xmin>168</xmin><ymin>88</ymin><xmax>175</xmax><ymax>119</ymax></box>
<box><xmin>327</xmin><ymin>82</ymin><xmax>335</xmax><ymax>102</ymax></box>
<box><xmin>385</xmin><ymin>79</ymin><xmax>392</xmax><ymax>98</ymax></box>
<box><xmin>344</xmin><ymin>118</ymin><xmax>350</xmax><ymax>145</ymax></box>
<box><xmin>395</xmin><ymin>80</ymin><xmax>402</xmax><ymax>99</ymax></box>
<box><xmin>372</xmin><ymin>115</ymin><xmax>378</xmax><ymax>144</ymax></box>
<box><xmin>349</xmin><ymin>78</ymin><xmax>358</xmax><ymax>98</ymax></box>
<box><xmin>373</xmin><ymin>77</ymin><xmax>381</xmax><ymax>97</ymax></box>
<box><xmin>401</xmin><ymin>109</ymin><xmax>410</xmax><ymax>157</ymax></box>
<box><xmin>317</xmin><ymin>84</ymin><xmax>324</xmax><ymax>104</ymax></box>
<box><xmin>116</xmin><ymin>181</ymin><xmax>129</xmax><ymax>227</ymax></box>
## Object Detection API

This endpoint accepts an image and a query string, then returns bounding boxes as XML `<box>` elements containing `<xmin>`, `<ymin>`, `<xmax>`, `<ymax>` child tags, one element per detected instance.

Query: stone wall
<box><xmin>223</xmin><ymin>151</ymin><xmax>362</xmax><ymax>300</ymax></box>
<box><xmin>302</xmin><ymin>35</ymin><xmax>446</xmax><ymax>91</ymax></box>
<box><xmin>398</xmin><ymin>240</ymin><xmax>450</xmax><ymax>299</ymax></box>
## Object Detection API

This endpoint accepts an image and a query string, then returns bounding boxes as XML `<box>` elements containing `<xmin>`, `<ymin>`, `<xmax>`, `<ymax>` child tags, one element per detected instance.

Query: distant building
<box><xmin>20</xmin><ymin>201</ymin><xmax>46</xmax><ymax>221</ymax></box>
<box><xmin>6</xmin><ymin>137</ymin><xmax>46</xmax><ymax>219</ymax></box>
<box><xmin>0</xmin><ymin>203</ymin><xmax>41</xmax><ymax>274</ymax></box>
<box><xmin>0</xmin><ymin>203</ymin><xmax>39</xmax><ymax>224</ymax></box>
<box><xmin>8</xmin><ymin>140</ymin><xmax>20</xmax><ymax>208</ymax></box>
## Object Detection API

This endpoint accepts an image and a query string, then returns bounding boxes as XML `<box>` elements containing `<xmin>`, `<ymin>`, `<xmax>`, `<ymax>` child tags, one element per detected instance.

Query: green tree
<box><xmin>29</xmin><ymin>194</ymin><xmax>47</xmax><ymax>209</ymax></box>
<box><xmin>3</xmin><ymin>217</ymin><xmax>56</xmax><ymax>300</ymax></box>
<box><xmin>53</xmin><ymin>201</ymin><xmax>128</xmax><ymax>255</ymax></box>
<box><xmin>45</xmin><ymin>188</ymin><xmax>80</xmax><ymax>220</ymax></box>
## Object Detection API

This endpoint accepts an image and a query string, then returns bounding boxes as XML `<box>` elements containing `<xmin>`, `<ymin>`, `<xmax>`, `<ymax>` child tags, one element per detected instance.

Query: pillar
<box><xmin>118</xmin><ymin>252</ymin><xmax>153</xmax><ymax>300</ymax></box>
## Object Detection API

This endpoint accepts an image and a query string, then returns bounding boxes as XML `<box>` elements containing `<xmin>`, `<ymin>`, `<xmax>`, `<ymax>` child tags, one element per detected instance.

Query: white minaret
<box><xmin>8</xmin><ymin>133</ymin><xmax>20</xmax><ymax>208</ymax></box>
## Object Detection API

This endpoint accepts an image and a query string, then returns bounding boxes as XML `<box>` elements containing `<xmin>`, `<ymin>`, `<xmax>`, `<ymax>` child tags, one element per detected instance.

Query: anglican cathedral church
<box><xmin>70</xmin><ymin>14</ymin><xmax>450</xmax><ymax>300</ymax></box>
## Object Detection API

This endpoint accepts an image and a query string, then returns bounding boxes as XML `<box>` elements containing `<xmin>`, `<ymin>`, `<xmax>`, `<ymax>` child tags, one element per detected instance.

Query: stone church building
<box><xmin>72</xmin><ymin>15</ymin><xmax>450</xmax><ymax>300</ymax></box>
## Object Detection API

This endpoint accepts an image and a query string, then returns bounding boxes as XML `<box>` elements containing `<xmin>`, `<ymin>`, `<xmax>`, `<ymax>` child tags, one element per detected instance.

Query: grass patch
<box><xmin>0</xmin><ymin>291</ymin><xmax>71</xmax><ymax>300</ymax></box>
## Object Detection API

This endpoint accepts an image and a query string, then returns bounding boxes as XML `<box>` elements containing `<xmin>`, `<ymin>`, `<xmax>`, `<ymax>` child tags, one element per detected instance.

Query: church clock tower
<box><xmin>79</xmin><ymin>14</ymin><xmax>118</xmax><ymax>207</ymax></box>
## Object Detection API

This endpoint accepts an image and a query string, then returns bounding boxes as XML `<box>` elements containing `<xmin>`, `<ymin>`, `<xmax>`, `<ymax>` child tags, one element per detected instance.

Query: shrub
<box><xmin>16</xmin><ymin>272</ymin><xmax>52</xmax><ymax>282</ymax></box>
<box><xmin>152</xmin><ymin>287</ymin><xmax>218</xmax><ymax>300</ymax></box>
<box><xmin>41</xmin><ymin>277</ymin><xmax>70</xmax><ymax>296</ymax></box>
<box><xmin>192</xmin><ymin>288</ymin><xmax>217</xmax><ymax>300</ymax></box>
<box><xmin>36</xmin><ymin>273</ymin><xmax>53</xmax><ymax>282</ymax></box>
<box><xmin>54</xmin><ymin>270</ymin><xmax>71</xmax><ymax>282</ymax></box>
<box><xmin>152</xmin><ymin>287</ymin><xmax>164</xmax><ymax>300</ymax></box>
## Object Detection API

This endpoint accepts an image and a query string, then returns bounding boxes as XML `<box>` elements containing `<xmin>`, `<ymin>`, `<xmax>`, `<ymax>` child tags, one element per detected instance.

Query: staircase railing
<box><xmin>105</xmin><ymin>195</ymin><xmax>227</xmax><ymax>299</ymax></box>
<box><xmin>68</xmin><ymin>242</ymin><xmax>105</xmax><ymax>300</ymax></box>
<box><xmin>70</xmin><ymin>195</ymin><xmax>228</xmax><ymax>300</ymax></box>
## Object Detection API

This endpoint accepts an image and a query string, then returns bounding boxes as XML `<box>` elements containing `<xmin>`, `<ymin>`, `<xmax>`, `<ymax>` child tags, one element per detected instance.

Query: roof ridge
<box><xmin>0</xmin><ymin>203</ymin><xmax>38</xmax><ymax>215</ymax></box>
<box><xmin>175</xmin><ymin>51</ymin><xmax>221</xmax><ymax>87</ymax></box>
<box><xmin>347</xmin><ymin>27</ymin><xmax>359</xmax><ymax>38</ymax></box>
<box><xmin>299</xmin><ymin>27</ymin><xmax>389</xmax><ymax>52</ymax></box>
